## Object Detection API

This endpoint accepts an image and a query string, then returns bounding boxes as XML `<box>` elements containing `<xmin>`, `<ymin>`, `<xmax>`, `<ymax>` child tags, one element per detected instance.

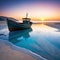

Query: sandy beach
<box><xmin>0</xmin><ymin>39</ymin><xmax>46</xmax><ymax>60</ymax></box>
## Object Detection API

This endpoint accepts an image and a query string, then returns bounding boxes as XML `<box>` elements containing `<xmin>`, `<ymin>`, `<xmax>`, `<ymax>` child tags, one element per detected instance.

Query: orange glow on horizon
<box><xmin>0</xmin><ymin>3</ymin><xmax>60</xmax><ymax>21</ymax></box>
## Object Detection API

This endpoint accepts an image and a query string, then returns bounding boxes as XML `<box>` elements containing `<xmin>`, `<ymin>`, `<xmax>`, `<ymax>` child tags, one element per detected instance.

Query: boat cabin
<box><xmin>22</xmin><ymin>13</ymin><xmax>31</xmax><ymax>24</ymax></box>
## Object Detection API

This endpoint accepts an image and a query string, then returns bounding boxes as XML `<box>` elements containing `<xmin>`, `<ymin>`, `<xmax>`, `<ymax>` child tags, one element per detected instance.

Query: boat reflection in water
<box><xmin>8</xmin><ymin>28</ymin><xmax>32</xmax><ymax>44</ymax></box>
<box><xmin>8</xmin><ymin>24</ymin><xmax>60</xmax><ymax>60</ymax></box>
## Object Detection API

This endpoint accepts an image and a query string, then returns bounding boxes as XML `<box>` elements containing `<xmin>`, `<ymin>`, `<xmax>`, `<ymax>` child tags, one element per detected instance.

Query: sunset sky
<box><xmin>0</xmin><ymin>0</ymin><xmax>60</xmax><ymax>21</ymax></box>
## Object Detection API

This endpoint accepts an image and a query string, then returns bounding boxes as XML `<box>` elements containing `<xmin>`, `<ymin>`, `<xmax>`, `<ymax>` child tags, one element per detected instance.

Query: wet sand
<box><xmin>45</xmin><ymin>23</ymin><xmax>60</xmax><ymax>31</ymax></box>
<box><xmin>0</xmin><ymin>39</ymin><xmax>46</xmax><ymax>60</ymax></box>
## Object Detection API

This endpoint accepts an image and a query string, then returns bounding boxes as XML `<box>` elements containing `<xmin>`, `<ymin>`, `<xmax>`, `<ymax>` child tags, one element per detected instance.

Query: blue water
<box><xmin>0</xmin><ymin>22</ymin><xmax>60</xmax><ymax>60</ymax></box>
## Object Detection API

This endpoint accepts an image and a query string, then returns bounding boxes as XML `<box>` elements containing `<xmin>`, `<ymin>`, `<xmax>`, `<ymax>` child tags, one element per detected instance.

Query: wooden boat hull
<box><xmin>7</xmin><ymin>20</ymin><xmax>32</xmax><ymax>31</ymax></box>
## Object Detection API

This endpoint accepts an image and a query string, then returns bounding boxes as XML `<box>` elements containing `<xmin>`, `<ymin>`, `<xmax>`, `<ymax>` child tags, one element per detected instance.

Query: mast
<box><xmin>22</xmin><ymin>13</ymin><xmax>31</xmax><ymax>22</ymax></box>
<box><xmin>26</xmin><ymin>13</ymin><xmax>28</xmax><ymax>18</ymax></box>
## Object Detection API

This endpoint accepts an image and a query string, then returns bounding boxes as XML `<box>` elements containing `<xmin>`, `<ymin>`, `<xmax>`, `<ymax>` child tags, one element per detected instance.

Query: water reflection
<box><xmin>8</xmin><ymin>24</ymin><xmax>60</xmax><ymax>60</ymax></box>
<box><xmin>9</xmin><ymin>28</ymin><xmax>32</xmax><ymax>43</ymax></box>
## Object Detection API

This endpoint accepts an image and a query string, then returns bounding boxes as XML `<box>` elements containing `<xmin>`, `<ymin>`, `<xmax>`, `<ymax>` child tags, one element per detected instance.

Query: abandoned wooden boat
<box><xmin>7</xmin><ymin>13</ymin><xmax>32</xmax><ymax>31</ymax></box>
